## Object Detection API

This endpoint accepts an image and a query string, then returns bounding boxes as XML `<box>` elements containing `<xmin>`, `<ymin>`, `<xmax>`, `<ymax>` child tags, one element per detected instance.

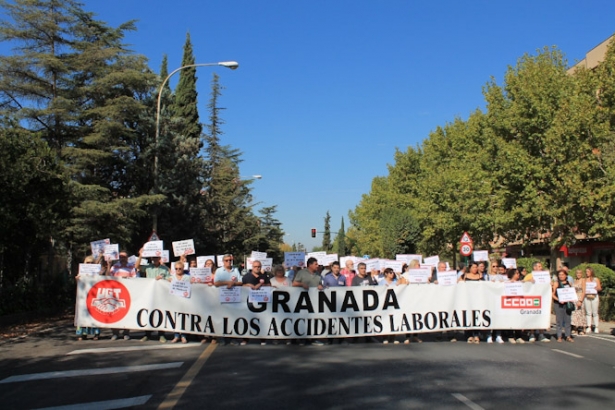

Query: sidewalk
<box><xmin>550</xmin><ymin>313</ymin><xmax>615</xmax><ymax>335</ymax></box>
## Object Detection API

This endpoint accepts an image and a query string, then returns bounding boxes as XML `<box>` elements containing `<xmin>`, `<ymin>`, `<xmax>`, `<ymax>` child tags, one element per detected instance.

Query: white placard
<box><xmin>216</xmin><ymin>255</ymin><xmax>227</xmax><ymax>266</ymax></box>
<box><xmin>261</xmin><ymin>258</ymin><xmax>273</xmax><ymax>272</ymax></box>
<box><xmin>219</xmin><ymin>287</ymin><xmax>242</xmax><ymax>303</ymax></box>
<box><xmin>90</xmin><ymin>239</ymin><xmax>110</xmax><ymax>259</ymax></box>
<box><xmin>142</xmin><ymin>241</ymin><xmax>164</xmax><ymax>257</ymax></box>
<box><xmin>162</xmin><ymin>250</ymin><xmax>170</xmax><ymax>264</ymax></box>
<box><xmin>285</xmin><ymin>252</ymin><xmax>306</xmax><ymax>268</ymax></box>
<box><xmin>585</xmin><ymin>282</ymin><xmax>597</xmax><ymax>295</ymax></box>
<box><xmin>248</xmin><ymin>288</ymin><xmax>273</xmax><ymax>303</ymax></box>
<box><xmin>501</xmin><ymin>258</ymin><xmax>517</xmax><ymax>269</ymax></box>
<box><xmin>556</xmin><ymin>287</ymin><xmax>578</xmax><ymax>303</ymax></box>
<box><xmin>170</xmin><ymin>278</ymin><xmax>191</xmax><ymax>298</ymax></box>
<box><xmin>190</xmin><ymin>267</ymin><xmax>213</xmax><ymax>284</ymax></box>
<box><xmin>532</xmin><ymin>270</ymin><xmax>551</xmax><ymax>284</ymax></box>
<box><xmin>424</xmin><ymin>255</ymin><xmax>440</xmax><ymax>266</ymax></box>
<box><xmin>384</xmin><ymin>260</ymin><xmax>404</xmax><ymax>273</ymax></box>
<box><xmin>322</xmin><ymin>254</ymin><xmax>339</xmax><ymax>266</ymax></box>
<box><xmin>504</xmin><ymin>282</ymin><xmax>524</xmax><ymax>296</ymax></box>
<box><xmin>172</xmin><ymin>239</ymin><xmax>195</xmax><ymax>257</ymax></box>
<box><xmin>307</xmin><ymin>251</ymin><xmax>326</xmax><ymax>257</ymax></box>
<box><xmin>473</xmin><ymin>250</ymin><xmax>489</xmax><ymax>262</ymax></box>
<box><xmin>251</xmin><ymin>251</ymin><xmax>268</xmax><ymax>260</ymax></box>
<box><xmin>103</xmin><ymin>244</ymin><xmax>119</xmax><ymax>260</ymax></box>
<box><xmin>396</xmin><ymin>254</ymin><xmax>422</xmax><ymax>264</ymax></box>
<box><xmin>340</xmin><ymin>256</ymin><xmax>359</xmax><ymax>269</ymax></box>
<box><xmin>436</xmin><ymin>271</ymin><xmax>458</xmax><ymax>286</ymax></box>
<box><xmin>196</xmin><ymin>255</ymin><xmax>216</xmax><ymax>268</ymax></box>
<box><xmin>79</xmin><ymin>264</ymin><xmax>101</xmax><ymax>276</ymax></box>
<box><xmin>364</xmin><ymin>259</ymin><xmax>380</xmax><ymax>272</ymax></box>
<box><xmin>405</xmin><ymin>268</ymin><xmax>431</xmax><ymax>284</ymax></box>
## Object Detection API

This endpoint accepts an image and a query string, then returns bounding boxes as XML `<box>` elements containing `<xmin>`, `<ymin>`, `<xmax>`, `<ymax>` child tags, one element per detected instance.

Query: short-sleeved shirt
<box><xmin>140</xmin><ymin>264</ymin><xmax>170</xmax><ymax>279</ymax></box>
<box><xmin>293</xmin><ymin>269</ymin><xmax>323</xmax><ymax>288</ymax></box>
<box><xmin>351</xmin><ymin>275</ymin><xmax>378</xmax><ymax>286</ymax></box>
<box><xmin>242</xmin><ymin>272</ymin><xmax>271</xmax><ymax>286</ymax></box>
<box><xmin>109</xmin><ymin>262</ymin><xmax>137</xmax><ymax>278</ymax></box>
<box><xmin>215</xmin><ymin>267</ymin><xmax>242</xmax><ymax>283</ymax></box>
<box><xmin>341</xmin><ymin>269</ymin><xmax>356</xmax><ymax>286</ymax></box>
<box><xmin>323</xmin><ymin>272</ymin><xmax>346</xmax><ymax>287</ymax></box>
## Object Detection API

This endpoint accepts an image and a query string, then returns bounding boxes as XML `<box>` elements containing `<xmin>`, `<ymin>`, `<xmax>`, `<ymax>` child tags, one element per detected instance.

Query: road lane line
<box><xmin>67</xmin><ymin>344</ymin><xmax>198</xmax><ymax>355</ymax></box>
<box><xmin>32</xmin><ymin>395</ymin><xmax>151</xmax><ymax>410</ymax></box>
<box><xmin>587</xmin><ymin>335</ymin><xmax>615</xmax><ymax>344</ymax></box>
<box><xmin>158</xmin><ymin>343</ymin><xmax>218</xmax><ymax>409</ymax></box>
<box><xmin>451</xmin><ymin>393</ymin><xmax>484</xmax><ymax>410</ymax></box>
<box><xmin>551</xmin><ymin>349</ymin><xmax>583</xmax><ymax>358</ymax></box>
<box><xmin>0</xmin><ymin>362</ymin><xmax>183</xmax><ymax>384</ymax></box>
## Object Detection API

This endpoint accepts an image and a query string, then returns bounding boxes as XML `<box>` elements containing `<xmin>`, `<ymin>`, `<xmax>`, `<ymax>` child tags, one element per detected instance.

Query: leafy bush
<box><xmin>571</xmin><ymin>263</ymin><xmax>615</xmax><ymax>289</ymax></box>
<box><xmin>571</xmin><ymin>263</ymin><xmax>615</xmax><ymax>322</ymax></box>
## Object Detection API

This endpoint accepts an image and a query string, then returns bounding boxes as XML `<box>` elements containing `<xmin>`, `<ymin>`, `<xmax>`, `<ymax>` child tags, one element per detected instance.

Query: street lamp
<box><xmin>153</xmin><ymin>61</ymin><xmax>239</xmax><ymax>232</ymax></box>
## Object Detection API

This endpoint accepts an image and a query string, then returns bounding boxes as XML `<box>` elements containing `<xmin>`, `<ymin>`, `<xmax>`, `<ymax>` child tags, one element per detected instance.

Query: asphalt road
<box><xmin>0</xmin><ymin>319</ymin><xmax>614</xmax><ymax>410</ymax></box>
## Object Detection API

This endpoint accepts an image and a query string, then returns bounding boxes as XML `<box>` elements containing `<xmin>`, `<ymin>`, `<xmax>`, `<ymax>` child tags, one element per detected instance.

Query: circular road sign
<box><xmin>460</xmin><ymin>243</ymin><xmax>473</xmax><ymax>257</ymax></box>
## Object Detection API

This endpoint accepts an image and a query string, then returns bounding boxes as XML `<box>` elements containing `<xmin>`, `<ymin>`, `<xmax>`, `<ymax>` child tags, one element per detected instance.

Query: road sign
<box><xmin>460</xmin><ymin>231</ymin><xmax>472</xmax><ymax>245</ymax></box>
<box><xmin>460</xmin><ymin>243</ymin><xmax>473</xmax><ymax>257</ymax></box>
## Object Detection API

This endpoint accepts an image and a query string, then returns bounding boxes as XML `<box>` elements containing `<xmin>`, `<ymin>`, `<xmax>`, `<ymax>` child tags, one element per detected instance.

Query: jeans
<box><xmin>554</xmin><ymin>302</ymin><xmax>571</xmax><ymax>338</ymax></box>
<box><xmin>584</xmin><ymin>296</ymin><xmax>600</xmax><ymax>329</ymax></box>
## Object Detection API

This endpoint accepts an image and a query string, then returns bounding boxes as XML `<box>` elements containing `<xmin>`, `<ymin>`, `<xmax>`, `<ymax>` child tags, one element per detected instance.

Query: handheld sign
<box><xmin>142</xmin><ymin>241</ymin><xmax>164</xmax><ymax>257</ymax></box>
<box><xmin>405</xmin><ymin>268</ymin><xmax>431</xmax><ymax>284</ymax></box>
<box><xmin>501</xmin><ymin>258</ymin><xmax>517</xmax><ymax>269</ymax></box>
<box><xmin>504</xmin><ymin>282</ymin><xmax>524</xmax><ymax>296</ymax></box>
<box><xmin>90</xmin><ymin>239</ymin><xmax>110</xmax><ymax>259</ymax></box>
<box><xmin>170</xmin><ymin>278</ymin><xmax>191</xmax><ymax>298</ymax></box>
<box><xmin>436</xmin><ymin>270</ymin><xmax>458</xmax><ymax>286</ymax></box>
<box><xmin>585</xmin><ymin>282</ymin><xmax>597</xmax><ymax>295</ymax></box>
<box><xmin>172</xmin><ymin>239</ymin><xmax>195</xmax><ymax>257</ymax></box>
<box><xmin>103</xmin><ymin>244</ymin><xmax>119</xmax><ymax>261</ymax></box>
<box><xmin>248</xmin><ymin>288</ymin><xmax>272</xmax><ymax>303</ymax></box>
<box><xmin>79</xmin><ymin>264</ymin><xmax>102</xmax><ymax>276</ymax></box>
<box><xmin>285</xmin><ymin>252</ymin><xmax>306</xmax><ymax>267</ymax></box>
<box><xmin>424</xmin><ymin>255</ymin><xmax>440</xmax><ymax>266</ymax></box>
<box><xmin>197</xmin><ymin>255</ymin><xmax>216</xmax><ymax>268</ymax></box>
<box><xmin>556</xmin><ymin>287</ymin><xmax>577</xmax><ymax>303</ymax></box>
<box><xmin>190</xmin><ymin>267</ymin><xmax>212</xmax><ymax>284</ymax></box>
<box><xmin>473</xmin><ymin>250</ymin><xmax>488</xmax><ymax>262</ymax></box>
<box><xmin>219</xmin><ymin>287</ymin><xmax>241</xmax><ymax>303</ymax></box>
<box><xmin>532</xmin><ymin>270</ymin><xmax>551</xmax><ymax>284</ymax></box>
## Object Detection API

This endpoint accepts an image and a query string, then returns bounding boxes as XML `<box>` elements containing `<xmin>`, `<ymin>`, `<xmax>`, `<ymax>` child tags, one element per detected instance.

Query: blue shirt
<box><xmin>323</xmin><ymin>272</ymin><xmax>347</xmax><ymax>287</ymax></box>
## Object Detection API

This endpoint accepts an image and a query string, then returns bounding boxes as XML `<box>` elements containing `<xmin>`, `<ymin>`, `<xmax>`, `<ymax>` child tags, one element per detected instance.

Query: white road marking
<box><xmin>452</xmin><ymin>393</ymin><xmax>485</xmax><ymax>410</ymax></box>
<box><xmin>551</xmin><ymin>349</ymin><xmax>584</xmax><ymax>358</ymax></box>
<box><xmin>67</xmin><ymin>344</ymin><xmax>197</xmax><ymax>355</ymax></box>
<box><xmin>0</xmin><ymin>362</ymin><xmax>183</xmax><ymax>384</ymax></box>
<box><xmin>587</xmin><ymin>335</ymin><xmax>615</xmax><ymax>344</ymax></box>
<box><xmin>32</xmin><ymin>395</ymin><xmax>151</xmax><ymax>410</ymax></box>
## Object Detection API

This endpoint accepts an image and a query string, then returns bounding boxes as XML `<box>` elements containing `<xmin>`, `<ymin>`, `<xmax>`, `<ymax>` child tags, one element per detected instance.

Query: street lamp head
<box><xmin>219</xmin><ymin>61</ymin><xmax>239</xmax><ymax>70</ymax></box>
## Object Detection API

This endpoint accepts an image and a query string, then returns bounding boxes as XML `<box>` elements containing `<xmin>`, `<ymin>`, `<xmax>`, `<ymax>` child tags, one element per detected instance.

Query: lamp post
<box><xmin>153</xmin><ymin>61</ymin><xmax>239</xmax><ymax>232</ymax></box>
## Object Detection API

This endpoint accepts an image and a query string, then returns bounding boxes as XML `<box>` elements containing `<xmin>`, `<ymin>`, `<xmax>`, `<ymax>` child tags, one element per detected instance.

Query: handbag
<box><xmin>565</xmin><ymin>302</ymin><xmax>575</xmax><ymax>314</ymax></box>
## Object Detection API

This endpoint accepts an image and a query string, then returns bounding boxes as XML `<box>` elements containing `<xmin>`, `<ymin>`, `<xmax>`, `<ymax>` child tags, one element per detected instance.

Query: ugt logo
<box><xmin>86</xmin><ymin>280</ymin><xmax>131</xmax><ymax>323</ymax></box>
<box><xmin>501</xmin><ymin>295</ymin><xmax>542</xmax><ymax>309</ymax></box>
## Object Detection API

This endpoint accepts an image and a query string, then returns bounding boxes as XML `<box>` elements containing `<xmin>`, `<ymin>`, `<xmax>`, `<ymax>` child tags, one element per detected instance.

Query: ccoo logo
<box><xmin>86</xmin><ymin>280</ymin><xmax>131</xmax><ymax>323</ymax></box>
<box><xmin>501</xmin><ymin>295</ymin><xmax>542</xmax><ymax>309</ymax></box>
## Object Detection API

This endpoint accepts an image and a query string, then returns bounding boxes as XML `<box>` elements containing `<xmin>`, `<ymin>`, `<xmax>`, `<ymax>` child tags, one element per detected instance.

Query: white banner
<box><xmin>75</xmin><ymin>277</ymin><xmax>551</xmax><ymax>339</ymax></box>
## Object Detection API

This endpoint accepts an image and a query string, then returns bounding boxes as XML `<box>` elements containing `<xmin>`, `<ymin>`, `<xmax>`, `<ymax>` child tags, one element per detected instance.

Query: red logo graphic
<box><xmin>87</xmin><ymin>280</ymin><xmax>131</xmax><ymax>323</ymax></box>
<box><xmin>501</xmin><ymin>296</ymin><xmax>542</xmax><ymax>309</ymax></box>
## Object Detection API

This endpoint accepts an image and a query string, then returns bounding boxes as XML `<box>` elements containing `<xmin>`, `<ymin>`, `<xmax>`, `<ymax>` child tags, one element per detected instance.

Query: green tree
<box><xmin>246</xmin><ymin>206</ymin><xmax>284</xmax><ymax>262</ymax></box>
<box><xmin>0</xmin><ymin>0</ymin><xmax>163</xmax><ymax>265</ymax></box>
<box><xmin>200</xmin><ymin>73</ymin><xmax>257</xmax><ymax>255</ymax></box>
<box><xmin>322</xmin><ymin>211</ymin><xmax>332</xmax><ymax>252</ymax></box>
<box><xmin>336</xmin><ymin>217</ymin><xmax>347</xmax><ymax>256</ymax></box>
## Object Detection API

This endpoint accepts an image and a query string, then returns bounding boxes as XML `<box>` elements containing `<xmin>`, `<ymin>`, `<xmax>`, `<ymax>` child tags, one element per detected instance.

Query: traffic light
<box><xmin>311</xmin><ymin>228</ymin><xmax>316</xmax><ymax>238</ymax></box>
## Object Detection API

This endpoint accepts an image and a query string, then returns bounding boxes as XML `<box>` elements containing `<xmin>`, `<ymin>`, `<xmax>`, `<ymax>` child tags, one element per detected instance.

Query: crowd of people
<box><xmin>75</xmin><ymin>248</ymin><xmax>604</xmax><ymax>346</ymax></box>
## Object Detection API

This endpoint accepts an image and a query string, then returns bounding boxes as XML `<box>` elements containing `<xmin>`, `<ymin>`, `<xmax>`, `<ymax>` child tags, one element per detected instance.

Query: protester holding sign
<box><xmin>323</xmin><ymin>262</ymin><xmax>347</xmax><ymax>288</ymax></box>
<box><xmin>270</xmin><ymin>265</ymin><xmax>292</xmax><ymax>288</ymax></box>
<box><xmin>109</xmin><ymin>250</ymin><xmax>136</xmax><ymax>340</ymax></box>
<box><xmin>582</xmin><ymin>267</ymin><xmax>602</xmax><ymax>334</ymax></box>
<box><xmin>459</xmin><ymin>262</ymin><xmax>483</xmax><ymax>344</ymax></box>
<box><xmin>552</xmin><ymin>269</ymin><xmax>574</xmax><ymax>342</ymax></box>
<box><xmin>571</xmin><ymin>269</ymin><xmax>587</xmax><ymax>335</ymax></box>
<box><xmin>526</xmin><ymin>262</ymin><xmax>551</xmax><ymax>343</ymax></box>
<box><xmin>351</xmin><ymin>263</ymin><xmax>378</xmax><ymax>286</ymax></box>
<box><xmin>292</xmin><ymin>257</ymin><xmax>325</xmax><ymax>346</ymax></box>
<box><xmin>214</xmin><ymin>255</ymin><xmax>242</xmax><ymax>288</ymax></box>
<box><xmin>135</xmin><ymin>247</ymin><xmax>170</xmax><ymax>343</ymax></box>
<box><xmin>75</xmin><ymin>255</ymin><xmax>102</xmax><ymax>341</ymax></box>
<box><xmin>341</xmin><ymin>259</ymin><xmax>356</xmax><ymax>286</ymax></box>
<box><xmin>167</xmin><ymin>261</ymin><xmax>191</xmax><ymax>343</ymax></box>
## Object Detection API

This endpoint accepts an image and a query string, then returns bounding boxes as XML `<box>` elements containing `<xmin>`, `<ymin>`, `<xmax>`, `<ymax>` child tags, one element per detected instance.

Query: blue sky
<box><xmin>8</xmin><ymin>0</ymin><xmax>615</xmax><ymax>251</ymax></box>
